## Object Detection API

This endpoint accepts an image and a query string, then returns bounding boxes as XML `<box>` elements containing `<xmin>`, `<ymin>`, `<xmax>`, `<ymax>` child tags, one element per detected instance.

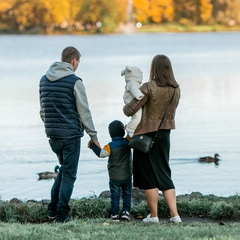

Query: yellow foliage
<box><xmin>200</xmin><ymin>0</ymin><xmax>212</xmax><ymax>23</ymax></box>
<box><xmin>42</xmin><ymin>0</ymin><xmax>70</xmax><ymax>24</ymax></box>
<box><xmin>68</xmin><ymin>0</ymin><xmax>82</xmax><ymax>22</ymax></box>
<box><xmin>0</xmin><ymin>1</ymin><xmax>12</xmax><ymax>11</ymax></box>
<box><xmin>133</xmin><ymin>0</ymin><xmax>150</xmax><ymax>23</ymax></box>
<box><xmin>14</xmin><ymin>1</ymin><xmax>33</xmax><ymax>26</ymax></box>
<box><xmin>0</xmin><ymin>0</ymin><xmax>239</xmax><ymax>32</ymax></box>
<box><xmin>149</xmin><ymin>0</ymin><xmax>174</xmax><ymax>23</ymax></box>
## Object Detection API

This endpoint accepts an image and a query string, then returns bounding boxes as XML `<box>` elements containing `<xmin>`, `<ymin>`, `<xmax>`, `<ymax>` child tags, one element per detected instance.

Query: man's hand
<box><xmin>88</xmin><ymin>140</ymin><xmax>101</xmax><ymax>148</ymax></box>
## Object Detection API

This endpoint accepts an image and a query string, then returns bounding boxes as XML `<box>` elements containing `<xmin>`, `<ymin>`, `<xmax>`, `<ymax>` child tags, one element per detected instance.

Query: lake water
<box><xmin>0</xmin><ymin>32</ymin><xmax>240</xmax><ymax>201</ymax></box>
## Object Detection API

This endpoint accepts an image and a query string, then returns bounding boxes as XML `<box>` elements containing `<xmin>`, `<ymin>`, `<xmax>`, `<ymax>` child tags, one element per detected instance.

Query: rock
<box><xmin>9</xmin><ymin>198</ymin><xmax>22</xmax><ymax>204</ymax></box>
<box><xmin>131</xmin><ymin>187</ymin><xmax>145</xmax><ymax>202</ymax></box>
<box><xmin>98</xmin><ymin>187</ymin><xmax>146</xmax><ymax>203</ymax></box>
<box><xmin>190</xmin><ymin>192</ymin><xmax>203</xmax><ymax>198</ymax></box>
<box><xmin>26</xmin><ymin>199</ymin><xmax>38</xmax><ymax>204</ymax></box>
<box><xmin>99</xmin><ymin>190</ymin><xmax>111</xmax><ymax>198</ymax></box>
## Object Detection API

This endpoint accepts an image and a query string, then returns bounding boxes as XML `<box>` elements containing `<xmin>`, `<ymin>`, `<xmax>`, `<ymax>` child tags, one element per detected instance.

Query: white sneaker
<box><xmin>142</xmin><ymin>214</ymin><xmax>159</xmax><ymax>223</ymax></box>
<box><xmin>110</xmin><ymin>215</ymin><xmax>120</xmax><ymax>222</ymax></box>
<box><xmin>121</xmin><ymin>211</ymin><xmax>130</xmax><ymax>221</ymax></box>
<box><xmin>169</xmin><ymin>215</ymin><xmax>182</xmax><ymax>223</ymax></box>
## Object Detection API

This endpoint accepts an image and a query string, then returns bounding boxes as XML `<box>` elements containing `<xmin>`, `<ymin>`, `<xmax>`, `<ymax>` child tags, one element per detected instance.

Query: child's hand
<box><xmin>88</xmin><ymin>140</ymin><xmax>101</xmax><ymax>148</ymax></box>
<box><xmin>93</xmin><ymin>140</ymin><xmax>101</xmax><ymax>148</ymax></box>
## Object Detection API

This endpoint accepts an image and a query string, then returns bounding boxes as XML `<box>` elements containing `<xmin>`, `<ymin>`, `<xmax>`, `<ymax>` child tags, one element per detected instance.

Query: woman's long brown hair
<box><xmin>149</xmin><ymin>54</ymin><xmax>179</xmax><ymax>88</ymax></box>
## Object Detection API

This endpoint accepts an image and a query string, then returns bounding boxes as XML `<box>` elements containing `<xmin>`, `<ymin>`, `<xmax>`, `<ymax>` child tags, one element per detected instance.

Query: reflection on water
<box><xmin>0</xmin><ymin>33</ymin><xmax>240</xmax><ymax>200</ymax></box>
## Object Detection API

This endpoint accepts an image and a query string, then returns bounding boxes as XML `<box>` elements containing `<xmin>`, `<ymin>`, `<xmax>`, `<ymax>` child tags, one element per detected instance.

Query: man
<box><xmin>39</xmin><ymin>46</ymin><xmax>100</xmax><ymax>223</ymax></box>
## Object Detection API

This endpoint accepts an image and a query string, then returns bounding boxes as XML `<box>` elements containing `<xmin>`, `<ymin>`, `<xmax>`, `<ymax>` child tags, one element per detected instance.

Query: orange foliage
<box><xmin>149</xmin><ymin>0</ymin><xmax>175</xmax><ymax>23</ymax></box>
<box><xmin>0</xmin><ymin>0</ymin><xmax>240</xmax><ymax>32</ymax></box>
<box><xmin>200</xmin><ymin>0</ymin><xmax>212</xmax><ymax>23</ymax></box>
<box><xmin>133</xmin><ymin>0</ymin><xmax>150</xmax><ymax>23</ymax></box>
<box><xmin>0</xmin><ymin>0</ymin><xmax>13</xmax><ymax>11</ymax></box>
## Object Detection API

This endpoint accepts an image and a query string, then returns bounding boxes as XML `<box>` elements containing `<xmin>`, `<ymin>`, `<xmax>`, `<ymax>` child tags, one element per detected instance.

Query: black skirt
<box><xmin>133</xmin><ymin>130</ymin><xmax>175</xmax><ymax>191</ymax></box>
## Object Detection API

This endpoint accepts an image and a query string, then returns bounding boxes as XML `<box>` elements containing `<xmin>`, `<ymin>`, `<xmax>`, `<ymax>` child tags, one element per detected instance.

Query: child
<box><xmin>89</xmin><ymin>120</ymin><xmax>132</xmax><ymax>222</ymax></box>
<box><xmin>121</xmin><ymin>66</ymin><xmax>144</xmax><ymax>137</ymax></box>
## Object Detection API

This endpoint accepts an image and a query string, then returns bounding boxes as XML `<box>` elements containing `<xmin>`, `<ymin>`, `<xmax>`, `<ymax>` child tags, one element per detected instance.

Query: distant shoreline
<box><xmin>1</xmin><ymin>23</ymin><xmax>240</xmax><ymax>35</ymax></box>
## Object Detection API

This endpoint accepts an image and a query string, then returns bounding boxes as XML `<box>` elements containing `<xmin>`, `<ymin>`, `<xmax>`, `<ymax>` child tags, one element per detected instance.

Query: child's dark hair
<box><xmin>108</xmin><ymin>120</ymin><xmax>125</xmax><ymax>138</ymax></box>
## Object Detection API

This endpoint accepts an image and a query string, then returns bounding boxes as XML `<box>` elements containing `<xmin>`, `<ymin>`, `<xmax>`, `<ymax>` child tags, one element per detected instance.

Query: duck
<box><xmin>37</xmin><ymin>165</ymin><xmax>60</xmax><ymax>180</ymax></box>
<box><xmin>198</xmin><ymin>153</ymin><xmax>220</xmax><ymax>164</ymax></box>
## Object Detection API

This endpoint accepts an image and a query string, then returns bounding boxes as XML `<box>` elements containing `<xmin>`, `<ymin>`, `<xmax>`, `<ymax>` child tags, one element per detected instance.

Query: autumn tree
<box><xmin>174</xmin><ymin>0</ymin><xmax>212</xmax><ymax>24</ymax></box>
<box><xmin>0</xmin><ymin>0</ymin><xmax>71</xmax><ymax>32</ymax></box>
<box><xmin>76</xmin><ymin>0</ymin><xmax>124</xmax><ymax>32</ymax></box>
<box><xmin>0</xmin><ymin>0</ymin><xmax>31</xmax><ymax>31</ymax></box>
<box><xmin>132</xmin><ymin>0</ymin><xmax>174</xmax><ymax>24</ymax></box>
<box><xmin>0</xmin><ymin>0</ymin><xmax>14</xmax><ymax>30</ymax></box>
<box><xmin>212</xmin><ymin>0</ymin><xmax>240</xmax><ymax>25</ymax></box>
<box><xmin>39</xmin><ymin>0</ymin><xmax>70</xmax><ymax>31</ymax></box>
<box><xmin>199</xmin><ymin>0</ymin><xmax>212</xmax><ymax>23</ymax></box>
<box><xmin>1</xmin><ymin>0</ymin><xmax>240</xmax><ymax>33</ymax></box>
<box><xmin>149</xmin><ymin>0</ymin><xmax>175</xmax><ymax>23</ymax></box>
<box><xmin>132</xmin><ymin>0</ymin><xmax>150</xmax><ymax>23</ymax></box>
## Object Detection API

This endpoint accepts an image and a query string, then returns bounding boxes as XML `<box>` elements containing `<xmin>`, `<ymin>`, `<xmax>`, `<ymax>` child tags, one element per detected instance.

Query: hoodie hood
<box><xmin>121</xmin><ymin>65</ymin><xmax>143</xmax><ymax>84</ymax></box>
<box><xmin>46</xmin><ymin>62</ymin><xmax>75</xmax><ymax>81</ymax></box>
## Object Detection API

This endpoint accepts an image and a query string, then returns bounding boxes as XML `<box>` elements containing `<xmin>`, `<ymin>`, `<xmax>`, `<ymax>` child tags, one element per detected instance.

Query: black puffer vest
<box><xmin>40</xmin><ymin>74</ymin><xmax>83</xmax><ymax>139</ymax></box>
<box><xmin>108</xmin><ymin>138</ymin><xmax>132</xmax><ymax>181</ymax></box>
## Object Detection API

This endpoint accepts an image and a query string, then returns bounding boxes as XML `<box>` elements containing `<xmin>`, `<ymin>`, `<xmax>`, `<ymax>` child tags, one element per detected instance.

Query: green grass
<box><xmin>0</xmin><ymin>218</ymin><xmax>239</xmax><ymax>240</ymax></box>
<box><xmin>0</xmin><ymin>193</ymin><xmax>239</xmax><ymax>239</ymax></box>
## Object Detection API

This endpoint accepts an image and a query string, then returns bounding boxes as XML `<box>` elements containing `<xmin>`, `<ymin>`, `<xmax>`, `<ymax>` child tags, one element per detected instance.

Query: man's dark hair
<box><xmin>61</xmin><ymin>46</ymin><xmax>81</xmax><ymax>63</ymax></box>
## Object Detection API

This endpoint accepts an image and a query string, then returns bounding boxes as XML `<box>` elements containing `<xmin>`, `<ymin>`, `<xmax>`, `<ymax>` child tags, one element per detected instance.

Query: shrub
<box><xmin>0</xmin><ymin>193</ymin><xmax>239</xmax><ymax>223</ymax></box>
<box><xmin>209</xmin><ymin>202</ymin><xmax>235</xmax><ymax>220</ymax></box>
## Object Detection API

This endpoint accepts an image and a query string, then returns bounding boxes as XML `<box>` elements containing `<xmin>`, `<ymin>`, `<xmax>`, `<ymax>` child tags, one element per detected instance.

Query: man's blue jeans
<box><xmin>109</xmin><ymin>178</ymin><xmax>132</xmax><ymax>216</ymax></box>
<box><xmin>48</xmin><ymin>137</ymin><xmax>80</xmax><ymax>221</ymax></box>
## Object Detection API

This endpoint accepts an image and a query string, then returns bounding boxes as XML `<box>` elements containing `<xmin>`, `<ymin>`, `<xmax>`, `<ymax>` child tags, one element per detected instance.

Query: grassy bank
<box><xmin>0</xmin><ymin>192</ymin><xmax>239</xmax><ymax>240</ymax></box>
<box><xmin>1</xmin><ymin>218</ymin><xmax>240</xmax><ymax>240</ymax></box>
<box><xmin>135</xmin><ymin>23</ymin><xmax>240</xmax><ymax>33</ymax></box>
<box><xmin>0</xmin><ymin>192</ymin><xmax>239</xmax><ymax>223</ymax></box>
<box><xmin>1</xmin><ymin>23</ymin><xmax>240</xmax><ymax>35</ymax></box>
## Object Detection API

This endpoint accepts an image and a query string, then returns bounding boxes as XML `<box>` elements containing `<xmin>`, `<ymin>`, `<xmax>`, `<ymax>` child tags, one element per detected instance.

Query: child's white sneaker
<box><xmin>110</xmin><ymin>215</ymin><xmax>120</xmax><ymax>222</ymax></box>
<box><xmin>169</xmin><ymin>215</ymin><xmax>182</xmax><ymax>223</ymax></box>
<box><xmin>121</xmin><ymin>211</ymin><xmax>130</xmax><ymax>221</ymax></box>
<box><xmin>142</xmin><ymin>214</ymin><xmax>159</xmax><ymax>223</ymax></box>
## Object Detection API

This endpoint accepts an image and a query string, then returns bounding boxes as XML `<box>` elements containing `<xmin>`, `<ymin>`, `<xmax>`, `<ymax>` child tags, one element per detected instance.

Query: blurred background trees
<box><xmin>0</xmin><ymin>0</ymin><xmax>239</xmax><ymax>33</ymax></box>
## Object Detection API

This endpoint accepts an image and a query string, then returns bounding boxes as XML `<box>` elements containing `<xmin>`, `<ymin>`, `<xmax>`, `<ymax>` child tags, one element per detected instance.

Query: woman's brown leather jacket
<box><xmin>123</xmin><ymin>81</ymin><xmax>180</xmax><ymax>135</ymax></box>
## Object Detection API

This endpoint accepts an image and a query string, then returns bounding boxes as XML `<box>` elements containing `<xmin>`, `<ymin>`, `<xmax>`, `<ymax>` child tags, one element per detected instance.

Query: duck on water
<box><xmin>198</xmin><ymin>153</ymin><xmax>221</xmax><ymax>165</ymax></box>
<box><xmin>37</xmin><ymin>165</ymin><xmax>59</xmax><ymax>180</ymax></box>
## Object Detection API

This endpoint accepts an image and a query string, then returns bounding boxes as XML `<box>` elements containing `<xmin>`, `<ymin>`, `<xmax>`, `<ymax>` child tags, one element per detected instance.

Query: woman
<box><xmin>123</xmin><ymin>54</ymin><xmax>181</xmax><ymax>223</ymax></box>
